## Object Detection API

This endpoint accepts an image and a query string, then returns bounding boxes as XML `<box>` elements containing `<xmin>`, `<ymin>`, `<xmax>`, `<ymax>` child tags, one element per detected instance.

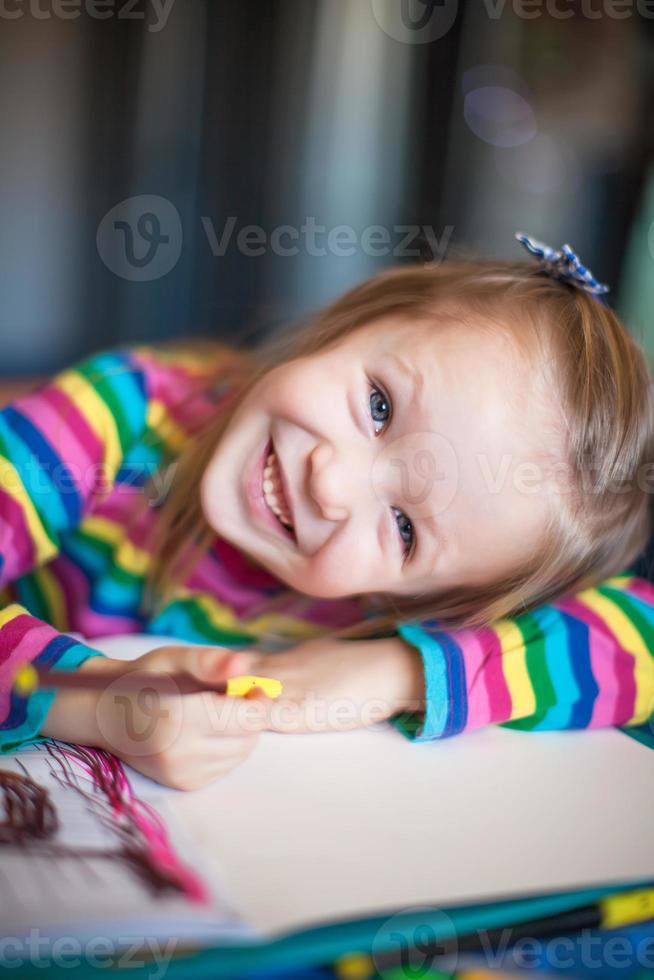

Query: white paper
<box><xmin>170</xmin><ymin>723</ymin><xmax>654</xmax><ymax>936</ymax></box>
<box><xmin>2</xmin><ymin>632</ymin><xmax>652</xmax><ymax>946</ymax></box>
<box><xmin>0</xmin><ymin>744</ymin><xmax>253</xmax><ymax>949</ymax></box>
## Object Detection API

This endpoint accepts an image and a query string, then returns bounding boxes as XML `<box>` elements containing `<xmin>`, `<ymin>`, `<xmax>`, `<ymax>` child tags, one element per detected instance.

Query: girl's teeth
<box><xmin>263</xmin><ymin>448</ymin><xmax>293</xmax><ymax>530</ymax></box>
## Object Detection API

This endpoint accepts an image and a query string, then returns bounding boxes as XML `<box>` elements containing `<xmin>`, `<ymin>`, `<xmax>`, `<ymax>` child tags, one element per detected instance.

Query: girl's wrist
<box><xmin>40</xmin><ymin>654</ymin><xmax>115</xmax><ymax>749</ymax></box>
<box><xmin>355</xmin><ymin>635</ymin><xmax>425</xmax><ymax>714</ymax></box>
<box><xmin>388</xmin><ymin>635</ymin><xmax>426</xmax><ymax>713</ymax></box>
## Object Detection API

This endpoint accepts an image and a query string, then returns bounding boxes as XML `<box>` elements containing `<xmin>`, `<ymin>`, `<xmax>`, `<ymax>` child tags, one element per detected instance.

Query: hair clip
<box><xmin>515</xmin><ymin>231</ymin><xmax>610</xmax><ymax>302</ymax></box>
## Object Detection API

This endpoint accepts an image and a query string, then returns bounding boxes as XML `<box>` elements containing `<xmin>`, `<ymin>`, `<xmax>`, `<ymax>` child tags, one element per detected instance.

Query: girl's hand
<box><xmin>42</xmin><ymin>645</ymin><xmax>269</xmax><ymax>790</ymax></box>
<box><xmin>241</xmin><ymin>635</ymin><xmax>426</xmax><ymax>734</ymax></box>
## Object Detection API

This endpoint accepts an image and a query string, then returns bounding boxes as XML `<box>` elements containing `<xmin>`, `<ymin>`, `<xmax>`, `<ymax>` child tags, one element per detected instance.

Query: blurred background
<box><xmin>0</xmin><ymin>0</ymin><xmax>652</xmax><ymax>376</ymax></box>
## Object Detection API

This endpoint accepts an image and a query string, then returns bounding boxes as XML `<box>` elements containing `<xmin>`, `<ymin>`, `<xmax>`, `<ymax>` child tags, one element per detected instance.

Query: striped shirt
<box><xmin>0</xmin><ymin>344</ymin><xmax>652</xmax><ymax>752</ymax></box>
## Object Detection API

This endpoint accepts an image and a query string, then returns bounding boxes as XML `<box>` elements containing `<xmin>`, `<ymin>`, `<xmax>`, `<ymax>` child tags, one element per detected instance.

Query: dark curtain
<box><xmin>0</xmin><ymin>0</ymin><xmax>651</xmax><ymax>374</ymax></box>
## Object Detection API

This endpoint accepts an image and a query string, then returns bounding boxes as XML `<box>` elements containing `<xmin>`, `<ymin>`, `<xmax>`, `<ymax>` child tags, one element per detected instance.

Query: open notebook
<box><xmin>1</xmin><ymin>633</ymin><xmax>653</xmax><ymax>949</ymax></box>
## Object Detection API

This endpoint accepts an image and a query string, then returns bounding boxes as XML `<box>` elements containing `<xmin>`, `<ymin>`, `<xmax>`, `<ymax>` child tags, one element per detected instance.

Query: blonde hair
<box><xmin>138</xmin><ymin>259</ymin><xmax>654</xmax><ymax>643</ymax></box>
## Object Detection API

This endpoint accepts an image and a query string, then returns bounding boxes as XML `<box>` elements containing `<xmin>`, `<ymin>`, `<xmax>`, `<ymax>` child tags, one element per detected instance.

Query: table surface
<box><xmin>91</xmin><ymin>634</ymin><xmax>654</xmax><ymax>939</ymax></box>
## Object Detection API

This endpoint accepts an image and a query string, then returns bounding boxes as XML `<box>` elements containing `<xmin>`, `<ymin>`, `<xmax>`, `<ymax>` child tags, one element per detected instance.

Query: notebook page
<box><xmin>0</xmin><ymin>746</ymin><xmax>255</xmax><ymax>948</ymax></box>
<box><xmin>170</xmin><ymin>723</ymin><xmax>654</xmax><ymax>937</ymax></box>
<box><xmin>5</xmin><ymin>633</ymin><xmax>651</xmax><ymax>944</ymax></box>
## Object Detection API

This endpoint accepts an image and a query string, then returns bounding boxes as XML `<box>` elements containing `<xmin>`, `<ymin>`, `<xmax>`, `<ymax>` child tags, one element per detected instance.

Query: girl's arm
<box><xmin>392</xmin><ymin>574</ymin><xmax>654</xmax><ymax>740</ymax></box>
<box><xmin>0</xmin><ymin>346</ymin><xmax>155</xmax><ymax>751</ymax></box>
<box><xmin>241</xmin><ymin>574</ymin><xmax>654</xmax><ymax>739</ymax></box>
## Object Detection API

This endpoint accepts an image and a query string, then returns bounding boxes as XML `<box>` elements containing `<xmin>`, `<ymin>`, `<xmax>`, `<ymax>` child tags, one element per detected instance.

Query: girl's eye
<box><xmin>369</xmin><ymin>384</ymin><xmax>390</xmax><ymax>435</ymax></box>
<box><xmin>368</xmin><ymin>382</ymin><xmax>416</xmax><ymax>562</ymax></box>
<box><xmin>393</xmin><ymin>507</ymin><xmax>415</xmax><ymax>561</ymax></box>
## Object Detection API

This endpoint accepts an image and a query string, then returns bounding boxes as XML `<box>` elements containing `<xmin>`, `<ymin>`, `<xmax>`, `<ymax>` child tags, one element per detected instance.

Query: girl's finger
<box><xmin>199</xmin><ymin>692</ymin><xmax>270</xmax><ymax>736</ymax></box>
<box><xmin>186</xmin><ymin>646</ymin><xmax>254</xmax><ymax>683</ymax></box>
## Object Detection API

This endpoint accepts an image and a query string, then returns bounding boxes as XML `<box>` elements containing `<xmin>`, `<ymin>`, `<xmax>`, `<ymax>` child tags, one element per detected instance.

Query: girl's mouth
<box><xmin>244</xmin><ymin>437</ymin><xmax>296</xmax><ymax>544</ymax></box>
<box><xmin>263</xmin><ymin>445</ymin><xmax>294</xmax><ymax>531</ymax></box>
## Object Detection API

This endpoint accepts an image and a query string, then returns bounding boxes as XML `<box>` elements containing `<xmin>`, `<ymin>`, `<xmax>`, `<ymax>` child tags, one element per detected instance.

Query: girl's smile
<box><xmin>200</xmin><ymin>315</ymin><xmax>562</xmax><ymax>602</ymax></box>
<box><xmin>243</xmin><ymin>436</ymin><xmax>296</xmax><ymax>545</ymax></box>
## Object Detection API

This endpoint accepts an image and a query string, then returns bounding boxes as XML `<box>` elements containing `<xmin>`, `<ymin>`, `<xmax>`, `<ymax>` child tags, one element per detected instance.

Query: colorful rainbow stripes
<box><xmin>0</xmin><ymin>342</ymin><xmax>652</xmax><ymax>752</ymax></box>
<box><xmin>0</xmin><ymin>344</ymin><xmax>364</xmax><ymax>751</ymax></box>
<box><xmin>395</xmin><ymin>576</ymin><xmax>654</xmax><ymax>741</ymax></box>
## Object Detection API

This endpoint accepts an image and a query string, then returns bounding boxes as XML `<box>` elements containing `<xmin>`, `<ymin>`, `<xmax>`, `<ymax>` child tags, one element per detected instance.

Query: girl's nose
<box><xmin>308</xmin><ymin>442</ymin><xmax>350</xmax><ymax>523</ymax></box>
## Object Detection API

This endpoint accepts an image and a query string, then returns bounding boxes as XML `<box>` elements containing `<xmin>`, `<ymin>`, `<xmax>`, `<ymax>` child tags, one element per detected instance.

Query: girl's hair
<box><xmin>138</xmin><ymin>259</ymin><xmax>654</xmax><ymax>644</ymax></box>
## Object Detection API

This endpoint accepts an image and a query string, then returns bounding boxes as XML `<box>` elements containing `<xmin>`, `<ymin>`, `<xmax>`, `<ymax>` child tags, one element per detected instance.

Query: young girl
<box><xmin>1</xmin><ymin>234</ymin><xmax>653</xmax><ymax>790</ymax></box>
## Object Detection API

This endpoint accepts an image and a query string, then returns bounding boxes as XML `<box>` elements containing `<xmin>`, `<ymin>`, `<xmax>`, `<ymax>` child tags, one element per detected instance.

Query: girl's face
<box><xmin>200</xmin><ymin>317</ymin><xmax>560</xmax><ymax>600</ymax></box>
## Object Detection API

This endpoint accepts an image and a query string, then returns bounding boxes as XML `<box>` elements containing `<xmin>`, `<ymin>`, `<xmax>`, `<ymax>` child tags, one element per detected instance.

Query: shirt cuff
<box><xmin>1</xmin><ymin>641</ymin><xmax>106</xmax><ymax>754</ymax></box>
<box><xmin>390</xmin><ymin>623</ymin><xmax>454</xmax><ymax>742</ymax></box>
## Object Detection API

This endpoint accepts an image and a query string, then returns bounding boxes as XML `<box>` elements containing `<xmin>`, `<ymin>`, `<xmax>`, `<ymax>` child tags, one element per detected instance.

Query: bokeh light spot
<box><xmin>464</xmin><ymin>85</ymin><xmax>537</xmax><ymax>148</ymax></box>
